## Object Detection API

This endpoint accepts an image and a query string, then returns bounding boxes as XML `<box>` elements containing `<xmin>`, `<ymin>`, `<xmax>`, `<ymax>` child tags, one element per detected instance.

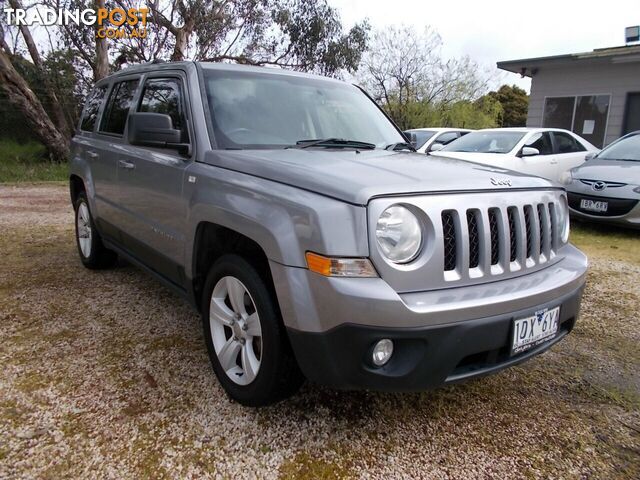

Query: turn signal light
<box><xmin>305</xmin><ymin>252</ymin><xmax>377</xmax><ymax>277</ymax></box>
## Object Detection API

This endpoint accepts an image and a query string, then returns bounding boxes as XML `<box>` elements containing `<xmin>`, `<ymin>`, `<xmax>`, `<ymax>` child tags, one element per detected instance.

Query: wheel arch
<box><xmin>191</xmin><ymin>222</ymin><xmax>279</xmax><ymax>313</ymax></box>
<box><xmin>69</xmin><ymin>174</ymin><xmax>85</xmax><ymax>204</ymax></box>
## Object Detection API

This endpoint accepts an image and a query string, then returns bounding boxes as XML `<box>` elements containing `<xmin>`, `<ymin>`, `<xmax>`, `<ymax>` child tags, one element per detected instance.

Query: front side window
<box><xmin>553</xmin><ymin>132</ymin><xmax>586</xmax><ymax>154</ymax></box>
<box><xmin>440</xmin><ymin>131</ymin><xmax>525</xmax><ymax>154</ymax></box>
<box><xmin>80</xmin><ymin>86</ymin><xmax>107</xmax><ymax>132</ymax></box>
<box><xmin>100</xmin><ymin>79</ymin><xmax>139</xmax><ymax>135</ymax></box>
<box><xmin>598</xmin><ymin>133</ymin><xmax>640</xmax><ymax>161</ymax></box>
<box><xmin>138</xmin><ymin>78</ymin><xmax>186</xmax><ymax>138</ymax></box>
<box><xmin>524</xmin><ymin>132</ymin><xmax>553</xmax><ymax>155</ymax></box>
<box><xmin>203</xmin><ymin>69</ymin><xmax>404</xmax><ymax>149</ymax></box>
<box><xmin>434</xmin><ymin>132</ymin><xmax>459</xmax><ymax>146</ymax></box>
<box><xmin>407</xmin><ymin>130</ymin><xmax>436</xmax><ymax>149</ymax></box>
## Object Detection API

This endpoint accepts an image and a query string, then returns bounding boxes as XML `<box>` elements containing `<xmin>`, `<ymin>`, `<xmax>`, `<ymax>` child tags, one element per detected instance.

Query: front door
<box><xmin>116</xmin><ymin>73</ymin><xmax>193</xmax><ymax>288</ymax></box>
<box><xmin>518</xmin><ymin>131</ymin><xmax>557</xmax><ymax>180</ymax></box>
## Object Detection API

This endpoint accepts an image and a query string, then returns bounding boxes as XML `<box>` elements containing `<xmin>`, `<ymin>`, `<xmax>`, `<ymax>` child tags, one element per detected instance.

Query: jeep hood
<box><xmin>572</xmin><ymin>159</ymin><xmax>640</xmax><ymax>185</ymax></box>
<box><xmin>204</xmin><ymin>149</ymin><xmax>554</xmax><ymax>205</ymax></box>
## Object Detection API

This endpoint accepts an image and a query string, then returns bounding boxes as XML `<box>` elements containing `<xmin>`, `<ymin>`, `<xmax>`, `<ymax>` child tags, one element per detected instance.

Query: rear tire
<box><xmin>202</xmin><ymin>254</ymin><xmax>303</xmax><ymax>406</ymax></box>
<box><xmin>74</xmin><ymin>192</ymin><xmax>117</xmax><ymax>269</ymax></box>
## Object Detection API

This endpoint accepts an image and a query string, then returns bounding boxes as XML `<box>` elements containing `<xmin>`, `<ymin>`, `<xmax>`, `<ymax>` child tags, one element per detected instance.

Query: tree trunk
<box><xmin>8</xmin><ymin>0</ymin><xmax>72</xmax><ymax>138</ymax></box>
<box><xmin>171</xmin><ymin>28</ymin><xmax>188</xmax><ymax>61</ymax></box>
<box><xmin>94</xmin><ymin>0</ymin><xmax>109</xmax><ymax>80</ymax></box>
<box><xmin>0</xmin><ymin>50</ymin><xmax>69</xmax><ymax>162</ymax></box>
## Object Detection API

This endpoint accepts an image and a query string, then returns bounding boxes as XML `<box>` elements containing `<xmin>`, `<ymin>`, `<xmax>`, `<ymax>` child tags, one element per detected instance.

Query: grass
<box><xmin>570</xmin><ymin>221</ymin><xmax>640</xmax><ymax>264</ymax></box>
<box><xmin>0</xmin><ymin>139</ymin><xmax>68</xmax><ymax>183</ymax></box>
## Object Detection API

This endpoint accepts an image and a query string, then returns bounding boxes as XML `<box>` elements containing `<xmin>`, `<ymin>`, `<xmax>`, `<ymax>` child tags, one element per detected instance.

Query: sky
<box><xmin>329</xmin><ymin>0</ymin><xmax>638</xmax><ymax>91</ymax></box>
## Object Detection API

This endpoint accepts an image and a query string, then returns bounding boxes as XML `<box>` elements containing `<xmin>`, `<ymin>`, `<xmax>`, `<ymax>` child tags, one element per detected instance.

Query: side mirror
<box><xmin>128</xmin><ymin>112</ymin><xmax>189</xmax><ymax>154</ymax></box>
<box><xmin>520</xmin><ymin>146</ymin><xmax>540</xmax><ymax>157</ymax></box>
<box><xmin>430</xmin><ymin>143</ymin><xmax>444</xmax><ymax>152</ymax></box>
<box><xmin>585</xmin><ymin>152</ymin><xmax>597</xmax><ymax>161</ymax></box>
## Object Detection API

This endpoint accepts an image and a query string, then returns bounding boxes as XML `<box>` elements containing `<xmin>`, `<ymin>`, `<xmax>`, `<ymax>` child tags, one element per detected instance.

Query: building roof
<box><xmin>497</xmin><ymin>44</ymin><xmax>640</xmax><ymax>77</ymax></box>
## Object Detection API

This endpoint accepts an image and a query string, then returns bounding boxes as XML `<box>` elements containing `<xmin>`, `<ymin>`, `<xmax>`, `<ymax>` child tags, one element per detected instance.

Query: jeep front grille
<box><xmin>441</xmin><ymin>202</ymin><xmax>558</xmax><ymax>279</ymax></box>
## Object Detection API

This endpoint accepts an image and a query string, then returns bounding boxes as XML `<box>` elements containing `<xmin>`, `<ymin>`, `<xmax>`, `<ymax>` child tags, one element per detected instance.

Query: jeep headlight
<box><xmin>375</xmin><ymin>205</ymin><xmax>422</xmax><ymax>263</ymax></box>
<box><xmin>557</xmin><ymin>196</ymin><xmax>570</xmax><ymax>244</ymax></box>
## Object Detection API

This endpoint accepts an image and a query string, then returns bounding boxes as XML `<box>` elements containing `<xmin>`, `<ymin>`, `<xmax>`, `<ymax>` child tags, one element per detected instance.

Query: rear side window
<box><xmin>100</xmin><ymin>79</ymin><xmax>139</xmax><ymax>135</ymax></box>
<box><xmin>80</xmin><ymin>86</ymin><xmax>106</xmax><ymax>132</ymax></box>
<box><xmin>553</xmin><ymin>132</ymin><xmax>586</xmax><ymax>153</ymax></box>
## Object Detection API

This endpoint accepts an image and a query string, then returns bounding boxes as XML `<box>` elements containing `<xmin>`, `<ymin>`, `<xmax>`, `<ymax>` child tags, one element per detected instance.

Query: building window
<box><xmin>543</xmin><ymin>95</ymin><xmax>610</xmax><ymax>148</ymax></box>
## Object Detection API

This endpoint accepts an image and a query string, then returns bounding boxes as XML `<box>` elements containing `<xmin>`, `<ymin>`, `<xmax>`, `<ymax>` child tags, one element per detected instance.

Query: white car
<box><xmin>434</xmin><ymin>128</ymin><xmax>599</xmax><ymax>183</ymax></box>
<box><xmin>404</xmin><ymin>128</ymin><xmax>472</xmax><ymax>154</ymax></box>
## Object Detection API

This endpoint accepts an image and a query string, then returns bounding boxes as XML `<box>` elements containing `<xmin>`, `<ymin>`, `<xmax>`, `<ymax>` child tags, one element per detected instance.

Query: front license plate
<box><xmin>580</xmin><ymin>198</ymin><xmax>608</xmax><ymax>212</ymax></box>
<box><xmin>511</xmin><ymin>306</ymin><xmax>560</xmax><ymax>355</ymax></box>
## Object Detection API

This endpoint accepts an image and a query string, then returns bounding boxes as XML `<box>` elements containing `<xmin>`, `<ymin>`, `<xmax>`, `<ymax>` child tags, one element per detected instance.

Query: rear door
<box><xmin>115</xmin><ymin>72</ymin><xmax>193</xmax><ymax>287</ymax></box>
<box><xmin>518</xmin><ymin>131</ymin><xmax>556</xmax><ymax>180</ymax></box>
<box><xmin>90</xmin><ymin>77</ymin><xmax>141</xmax><ymax>239</ymax></box>
<box><xmin>75</xmin><ymin>84</ymin><xmax>110</xmax><ymax>213</ymax></box>
<box><xmin>551</xmin><ymin>131</ymin><xmax>588</xmax><ymax>180</ymax></box>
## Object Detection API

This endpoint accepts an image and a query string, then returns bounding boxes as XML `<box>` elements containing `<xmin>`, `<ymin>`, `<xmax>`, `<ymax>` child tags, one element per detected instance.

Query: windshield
<box><xmin>597</xmin><ymin>133</ymin><xmax>640</xmax><ymax>161</ymax></box>
<box><xmin>406</xmin><ymin>130</ymin><xmax>436</xmax><ymax>149</ymax></box>
<box><xmin>203</xmin><ymin>68</ymin><xmax>404</xmax><ymax>149</ymax></box>
<box><xmin>440</xmin><ymin>131</ymin><xmax>525</xmax><ymax>154</ymax></box>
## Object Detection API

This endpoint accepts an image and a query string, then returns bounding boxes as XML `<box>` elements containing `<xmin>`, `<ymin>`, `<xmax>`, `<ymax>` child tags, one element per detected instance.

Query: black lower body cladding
<box><xmin>286</xmin><ymin>286</ymin><xmax>584</xmax><ymax>391</ymax></box>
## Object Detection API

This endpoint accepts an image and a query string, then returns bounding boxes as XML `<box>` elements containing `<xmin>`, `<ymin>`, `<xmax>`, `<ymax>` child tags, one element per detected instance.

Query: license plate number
<box><xmin>580</xmin><ymin>199</ymin><xmax>608</xmax><ymax>212</ymax></box>
<box><xmin>511</xmin><ymin>306</ymin><xmax>560</xmax><ymax>355</ymax></box>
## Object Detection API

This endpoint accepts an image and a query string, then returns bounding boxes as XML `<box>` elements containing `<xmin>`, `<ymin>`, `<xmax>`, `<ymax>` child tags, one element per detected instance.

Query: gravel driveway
<box><xmin>1</xmin><ymin>184</ymin><xmax>638</xmax><ymax>479</ymax></box>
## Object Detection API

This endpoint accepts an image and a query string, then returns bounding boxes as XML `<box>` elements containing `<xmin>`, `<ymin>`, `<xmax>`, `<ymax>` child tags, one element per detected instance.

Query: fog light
<box><xmin>372</xmin><ymin>339</ymin><xmax>394</xmax><ymax>366</ymax></box>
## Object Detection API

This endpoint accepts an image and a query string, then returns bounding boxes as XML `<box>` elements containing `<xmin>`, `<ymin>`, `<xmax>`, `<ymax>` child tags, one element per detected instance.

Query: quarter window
<box><xmin>553</xmin><ymin>132</ymin><xmax>586</xmax><ymax>153</ymax></box>
<box><xmin>138</xmin><ymin>78</ymin><xmax>187</xmax><ymax>141</ymax></box>
<box><xmin>80</xmin><ymin>86</ymin><xmax>106</xmax><ymax>132</ymax></box>
<box><xmin>100</xmin><ymin>79</ymin><xmax>139</xmax><ymax>135</ymax></box>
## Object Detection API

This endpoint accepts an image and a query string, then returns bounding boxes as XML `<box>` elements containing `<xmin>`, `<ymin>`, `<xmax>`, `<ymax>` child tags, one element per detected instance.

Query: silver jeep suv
<box><xmin>70</xmin><ymin>62</ymin><xmax>588</xmax><ymax>406</ymax></box>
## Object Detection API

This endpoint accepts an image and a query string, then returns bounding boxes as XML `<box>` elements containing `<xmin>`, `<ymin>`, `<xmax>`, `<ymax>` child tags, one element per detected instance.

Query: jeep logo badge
<box><xmin>491</xmin><ymin>178</ymin><xmax>512</xmax><ymax>187</ymax></box>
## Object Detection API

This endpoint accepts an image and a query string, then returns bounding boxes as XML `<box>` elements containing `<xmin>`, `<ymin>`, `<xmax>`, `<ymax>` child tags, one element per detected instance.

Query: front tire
<box><xmin>74</xmin><ymin>192</ymin><xmax>117</xmax><ymax>269</ymax></box>
<box><xmin>202</xmin><ymin>254</ymin><xmax>303</xmax><ymax>406</ymax></box>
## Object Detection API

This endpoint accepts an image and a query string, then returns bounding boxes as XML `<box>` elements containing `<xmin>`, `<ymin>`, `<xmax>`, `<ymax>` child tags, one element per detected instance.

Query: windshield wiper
<box><xmin>290</xmin><ymin>138</ymin><xmax>376</xmax><ymax>150</ymax></box>
<box><xmin>384</xmin><ymin>142</ymin><xmax>416</xmax><ymax>152</ymax></box>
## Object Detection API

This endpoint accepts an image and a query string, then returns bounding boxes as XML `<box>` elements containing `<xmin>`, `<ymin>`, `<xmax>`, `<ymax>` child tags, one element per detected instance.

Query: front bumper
<box><xmin>270</xmin><ymin>245</ymin><xmax>588</xmax><ymax>390</ymax></box>
<box><xmin>567</xmin><ymin>191</ymin><xmax>640</xmax><ymax>229</ymax></box>
<box><xmin>287</xmin><ymin>285</ymin><xmax>583</xmax><ymax>390</ymax></box>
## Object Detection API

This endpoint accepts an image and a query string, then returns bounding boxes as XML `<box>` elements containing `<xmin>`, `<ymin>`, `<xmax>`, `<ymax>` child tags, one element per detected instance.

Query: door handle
<box><xmin>550</xmin><ymin>159</ymin><xmax>558</xmax><ymax>164</ymax></box>
<box><xmin>118</xmin><ymin>160</ymin><xmax>136</xmax><ymax>170</ymax></box>
<box><xmin>86</xmin><ymin>150</ymin><xmax>99</xmax><ymax>159</ymax></box>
